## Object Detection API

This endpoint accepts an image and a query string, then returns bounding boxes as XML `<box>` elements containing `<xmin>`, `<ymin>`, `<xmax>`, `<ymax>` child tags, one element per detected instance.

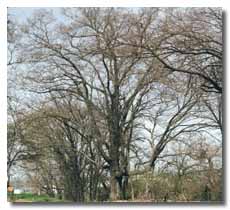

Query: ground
<box><xmin>8</xmin><ymin>193</ymin><xmax>67</xmax><ymax>203</ymax></box>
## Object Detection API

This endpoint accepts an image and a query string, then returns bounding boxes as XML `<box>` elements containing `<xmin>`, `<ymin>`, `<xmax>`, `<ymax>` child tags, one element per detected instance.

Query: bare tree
<box><xmin>124</xmin><ymin>8</ymin><xmax>222</xmax><ymax>94</ymax></box>
<box><xmin>15</xmin><ymin>8</ymin><xmax>171</xmax><ymax>200</ymax></box>
<box><xmin>8</xmin><ymin>8</ymin><xmax>223</xmax><ymax>202</ymax></box>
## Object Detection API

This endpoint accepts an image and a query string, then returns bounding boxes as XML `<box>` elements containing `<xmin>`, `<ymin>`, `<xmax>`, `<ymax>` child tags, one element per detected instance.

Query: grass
<box><xmin>9</xmin><ymin>193</ymin><xmax>66</xmax><ymax>202</ymax></box>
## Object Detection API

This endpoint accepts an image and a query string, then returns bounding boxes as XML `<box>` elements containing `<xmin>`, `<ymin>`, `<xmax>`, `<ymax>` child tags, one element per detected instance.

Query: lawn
<box><xmin>9</xmin><ymin>193</ymin><xmax>67</xmax><ymax>202</ymax></box>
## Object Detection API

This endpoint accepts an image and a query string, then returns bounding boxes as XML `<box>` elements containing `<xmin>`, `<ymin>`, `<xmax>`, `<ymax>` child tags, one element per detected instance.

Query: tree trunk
<box><xmin>109</xmin><ymin>127</ymin><xmax>120</xmax><ymax>201</ymax></box>
<box><xmin>110</xmin><ymin>174</ymin><xmax>119</xmax><ymax>201</ymax></box>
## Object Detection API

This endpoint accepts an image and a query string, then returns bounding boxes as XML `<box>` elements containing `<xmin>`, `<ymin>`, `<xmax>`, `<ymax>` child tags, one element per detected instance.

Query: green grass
<box><xmin>10</xmin><ymin>193</ymin><xmax>65</xmax><ymax>202</ymax></box>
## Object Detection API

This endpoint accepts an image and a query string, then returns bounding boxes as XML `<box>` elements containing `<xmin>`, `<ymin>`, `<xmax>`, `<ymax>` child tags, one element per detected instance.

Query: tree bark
<box><xmin>110</xmin><ymin>166</ymin><xmax>119</xmax><ymax>201</ymax></box>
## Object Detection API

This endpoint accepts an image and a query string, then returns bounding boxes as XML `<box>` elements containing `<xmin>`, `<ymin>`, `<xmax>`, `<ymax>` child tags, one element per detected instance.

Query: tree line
<box><xmin>7</xmin><ymin>8</ymin><xmax>222</xmax><ymax>202</ymax></box>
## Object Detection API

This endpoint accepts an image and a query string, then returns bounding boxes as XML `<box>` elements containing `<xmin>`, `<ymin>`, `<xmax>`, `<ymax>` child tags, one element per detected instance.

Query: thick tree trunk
<box><xmin>109</xmin><ymin>153</ymin><xmax>120</xmax><ymax>200</ymax></box>
<box><xmin>110</xmin><ymin>173</ymin><xmax>119</xmax><ymax>201</ymax></box>
<box><xmin>108</xmin><ymin>81</ymin><xmax>130</xmax><ymax>201</ymax></box>
<box><xmin>109</xmin><ymin>130</ymin><xmax>129</xmax><ymax>200</ymax></box>
<box><xmin>63</xmin><ymin>156</ymin><xmax>84</xmax><ymax>202</ymax></box>
<box><xmin>109</xmin><ymin>125</ymin><xmax>120</xmax><ymax>201</ymax></box>
<box><xmin>110</xmin><ymin>163</ymin><xmax>129</xmax><ymax>201</ymax></box>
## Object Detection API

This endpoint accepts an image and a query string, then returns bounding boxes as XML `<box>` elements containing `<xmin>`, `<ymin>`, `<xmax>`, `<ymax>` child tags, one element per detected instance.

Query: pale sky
<box><xmin>8</xmin><ymin>7</ymin><xmax>62</xmax><ymax>22</ymax></box>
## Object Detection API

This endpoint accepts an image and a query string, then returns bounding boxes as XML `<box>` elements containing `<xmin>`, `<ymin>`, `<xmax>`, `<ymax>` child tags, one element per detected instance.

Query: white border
<box><xmin>0</xmin><ymin>0</ymin><xmax>7</xmax><ymax>208</ymax></box>
<box><xmin>0</xmin><ymin>0</ymin><xmax>228</xmax><ymax>209</ymax></box>
<box><xmin>3</xmin><ymin>0</ymin><xmax>229</xmax><ymax>7</ymax></box>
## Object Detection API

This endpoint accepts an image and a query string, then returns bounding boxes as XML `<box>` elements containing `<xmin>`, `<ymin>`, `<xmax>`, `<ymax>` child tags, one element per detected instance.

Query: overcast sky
<box><xmin>8</xmin><ymin>7</ymin><xmax>62</xmax><ymax>22</ymax></box>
